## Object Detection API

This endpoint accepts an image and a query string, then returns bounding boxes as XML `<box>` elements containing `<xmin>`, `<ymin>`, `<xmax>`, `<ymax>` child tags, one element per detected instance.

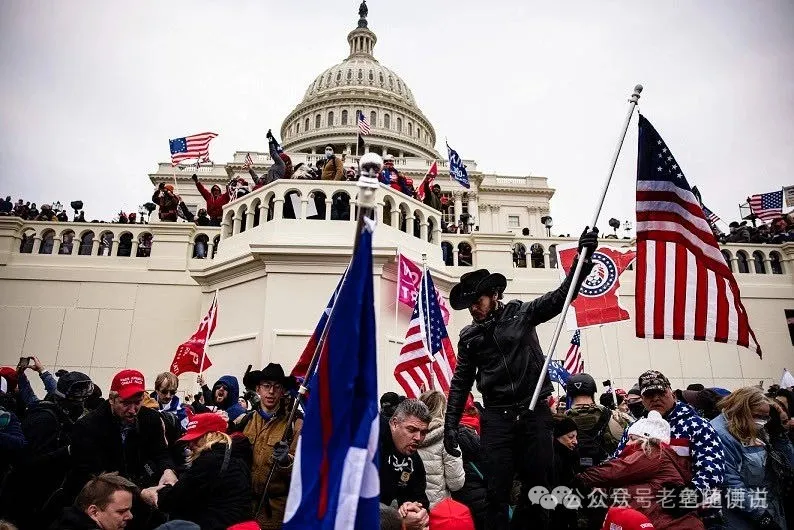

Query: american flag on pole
<box><xmin>563</xmin><ymin>330</ymin><xmax>583</xmax><ymax>375</ymax></box>
<box><xmin>748</xmin><ymin>190</ymin><xmax>784</xmax><ymax>222</ymax></box>
<box><xmin>357</xmin><ymin>111</ymin><xmax>371</xmax><ymax>135</ymax></box>
<box><xmin>169</xmin><ymin>132</ymin><xmax>218</xmax><ymax>165</ymax></box>
<box><xmin>244</xmin><ymin>152</ymin><xmax>253</xmax><ymax>169</ymax></box>
<box><xmin>702</xmin><ymin>206</ymin><xmax>720</xmax><ymax>226</ymax></box>
<box><xmin>394</xmin><ymin>270</ymin><xmax>457</xmax><ymax>398</ymax></box>
<box><xmin>635</xmin><ymin>115</ymin><xmax>761</xmax><ymax>356</ymax></box>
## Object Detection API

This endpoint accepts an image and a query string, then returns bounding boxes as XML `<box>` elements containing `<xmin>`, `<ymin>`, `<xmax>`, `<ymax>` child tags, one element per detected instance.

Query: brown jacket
<box><xmin>321</xmin><ymin>156</ymin><xmax>344</xmax><ymax>180</ymax></box>
<box><xmin>576</xmin><ymin>444</ymin><xmax>704</xmax><ymax>530</ymax></box>
<box><xmin>243</xmin><ymin>410</ymin><xmax>303</xmax><ymax>529</ymax></box>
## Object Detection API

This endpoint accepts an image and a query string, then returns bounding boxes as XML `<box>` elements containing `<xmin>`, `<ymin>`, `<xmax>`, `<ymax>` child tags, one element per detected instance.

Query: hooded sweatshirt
<box><xmin>213</xmin><ymin>376</ymin><xmax>246</xmax><ymax>421</ymax></box>
<box><xmin>194</xmin><ymin>181</ymin><xmax>230</xmax><ymax>221</ymax></box>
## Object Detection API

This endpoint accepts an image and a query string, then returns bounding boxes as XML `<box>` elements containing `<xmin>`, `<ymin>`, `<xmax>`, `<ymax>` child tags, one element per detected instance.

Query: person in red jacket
<box><xmin>191</xmin><ymin>173</ymin><xmax>229</xmax><ymax>226</ymax></box>
<box><xmin>575</xmin><ymin>411</ymin><xmax>704</xmax><ymax>530</ymax></box>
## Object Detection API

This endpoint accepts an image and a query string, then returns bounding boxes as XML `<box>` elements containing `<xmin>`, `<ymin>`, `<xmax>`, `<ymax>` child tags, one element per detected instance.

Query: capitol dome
<box><xmin>280</xmin><ymin>2</ymin><xmax>438</xmax><ymax>160</ymax></box>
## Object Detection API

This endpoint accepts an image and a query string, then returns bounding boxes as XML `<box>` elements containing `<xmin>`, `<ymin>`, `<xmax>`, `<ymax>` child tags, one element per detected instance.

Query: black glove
<box><xmin>272</xmin><ymin>440</ymin><xmax>291</xmax><ymax>466</ymax></box>
<box><xmin>266</xmin><ymin>129</ymin><xmax>274</xmax><ymax>142</ymax></box>
<box><xmin>577</xmin><ymin>226</ymin><xmax>599</xmax><ymax>260</ymax></box>
<box><xmin>757</xmin><ymin>511</ymin><xmax>782</xmax><ymax>530</ymax></box>
<box><xmin>158</xmin><ymin>182</ymin><xmax>165</xmax><ymax>190</ymax></box>
<box><xmin>191</xmin><ymin>173</ymin><xmax>198</xmax><ymax>182</ymax></box>
<box><xmin>443</xmin><ymin>428</ymin><xmax>461</xmax><ymax>457</ymax></box>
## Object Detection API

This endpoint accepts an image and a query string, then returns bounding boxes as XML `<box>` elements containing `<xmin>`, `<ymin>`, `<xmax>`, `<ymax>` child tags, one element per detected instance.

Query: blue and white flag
<box><xmin>548</xmin><ymin>359</ymin><xmax>571</xmax><ymax>385</ymax></box>
<box><xmin>447</xmin><ymin>142</ymin><xmax>470</xmax><ymax>189</ymax></box>
<box><xmin>283</xmin><ymin>219</ymin><xmax>379</xmax><ymax>530</ymax></box>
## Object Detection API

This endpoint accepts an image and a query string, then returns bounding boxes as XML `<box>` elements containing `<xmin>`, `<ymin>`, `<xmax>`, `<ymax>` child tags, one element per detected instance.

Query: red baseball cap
<box><xmin>429</xmin><ymin>498</ymin><xmax>475</xmax><ymax>530</ymax></box>
<box><xmin>110</xmin><ymin>369</ymin><xmax>146</xmax><ymax>401</ymax></box>
<box><xmin>179</xmin><ymin>412</ymin><xmax>228</xmax><ymax>443</ymax></box>
<box><xmin>601</xmin><ymin>507</ymin><xmax>655</xmax><ymax>530</ymax></box>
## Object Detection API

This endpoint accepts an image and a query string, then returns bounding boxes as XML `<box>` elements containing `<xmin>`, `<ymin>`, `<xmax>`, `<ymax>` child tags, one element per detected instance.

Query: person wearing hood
<box><xmin>250</xmin><ymin>131</ymin><xmax>293</xmax><ymax>189</ymax></box>
<box><xmin>152</xmin><ymin>183</ymin><xmax>180</xmax><ymax>222</ymax></box>
<box><xmin>417</xmin><ymin>391</ymin><xmax>465</xmax><ymax>509</ymax></box>
<box><xmin>551</xmin><ymin>416</ymin><xmax>579</xmax><ymax>530</ymax></box>
<box><xmin>239</xmin><ymin>363</ymin><xmax>302</xmax><ymax>529</ymax></box>
<box><xmin>201</xmin><ymin>375</ymin><xmax>246</xmax><ymax>423</ymax></box>
<box><xmin>140</xmin><ymin>413</ymin><xmax>254</xmax><ymax>529</ymax></box>
<box><xmin>576</xmin><ymin>411</ymin><xmax>704</xmax><ymax>530</ymax></box>
<box><xmin>320</xmin><ymin>146</ymin><xmax>344</xmax><ymax>180</ymax></box>
<box><xmin>191</xmin><ymin>174</ymin><xmax>229</xmax><ymax>226</ymax></box>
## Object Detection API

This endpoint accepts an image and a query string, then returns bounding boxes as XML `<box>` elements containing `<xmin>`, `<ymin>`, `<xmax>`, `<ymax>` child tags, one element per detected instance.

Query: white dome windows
<box><xmin>370</xmin><ymin>111</ymin><xmax>377</xmax><ymax>128</ymax></box>
<box><xmin>328</xmin><ymin>111</ymin><xmax>334</xmax><ymax>127</ymax></box>
<box><xmin>396</xmin><ymin>117</ymin><xmax>402</xmax><ymax>133</ymax></box>
<box><xmin>336</xmin><ymin>71</ymin><xmax>342</xmax><ymax>83</ymax></box>
<box><xmin>315</xmin><ymin>114</ymin><xmax>321</xmax><ymax>129</ymax></box>
<box><xmin>408</xmin><ymin>121</ymin><xmax>413</xmax><ymax>136</ymax></box>
<box><xmin>384</xmin><ymin>113</ymin><xmax>390</xmax><ymax>129</ymax></box>
<box><xmin>341</xmin><ymin>110</ymin><xmax>349</xmax><ymax>125</ymax></box>
<box><xmin>347</xmin><ymin>69</ymin><xmax>352</xmax><ymax>82</ymax></box>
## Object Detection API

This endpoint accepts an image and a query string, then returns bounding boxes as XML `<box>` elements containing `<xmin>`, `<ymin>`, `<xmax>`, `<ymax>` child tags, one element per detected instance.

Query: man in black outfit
<box><xmin>443</xmin><ymin>227</ymin><xmax>598</xmax><ymax>530</ymax></box>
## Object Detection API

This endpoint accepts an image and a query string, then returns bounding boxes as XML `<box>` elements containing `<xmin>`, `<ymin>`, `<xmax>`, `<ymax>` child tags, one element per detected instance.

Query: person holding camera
<box><xmin>151</xmin><ymin>183</ymin><xmax>180</xmax><ymax>222</ymax></box>
<box><xmin>442</xmin><ymin>227</ymin><xmax>599</xmax><ymax>530</ymax></box>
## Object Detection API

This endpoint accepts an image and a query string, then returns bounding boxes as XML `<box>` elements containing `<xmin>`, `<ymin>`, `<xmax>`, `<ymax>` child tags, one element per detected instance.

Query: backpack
<box><xmin>573</xmin><ymin>407</ymin><xmax>612</xmax><ymax>468</ymax></box>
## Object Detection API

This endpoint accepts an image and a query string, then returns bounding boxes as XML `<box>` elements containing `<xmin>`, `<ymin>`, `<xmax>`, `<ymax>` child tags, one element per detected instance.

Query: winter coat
<box><xmin>615</xmin><ymin>401</ymin><xmax>725</xmax><ymax>494</ymax></box>
<box><xmin>150</xmin><ymin>392</ymin><xmax>188</xmax><ymax>430</ymax></box>
<box><xmin>242</xmin><ymin>408</ymin><xmax>302</xmax><ymax>529</ymax></box>
<box><xmin>321</xmin><ymin>155</ymin><xmax>344</xmax><ymax>180</ymax></box>
<box><xmin>380</xmin><ymin>416</ymin><xmax>430</xmax><ymax>509</ymax></box>
<box><xmin>417</xmin><ymin>417</ymin><xmax>465</xmax><ymax>508</ymax></box>
<box><xmin>49</xmin><ymin>506</ymin><xmax>101</xmax><ymax>530</ymax></box>
<box><xmin>451</xmin><ymin>425</ymin><xmax>487</xmax><ymax>530</ymax></box>
<box><xmin>577</xmin><ymin>444</ymin><xmax>704</xmax><ymax>530</ymax></box>
<box><xmin>445</xmin><ymin>260</ymin><xmax>594</xmax><ymax>430</ymax></box>
<box><xmin>64</xmin><ymin>400</ymin><xmax>175</xmax><ymax>500</ymax></box>
<box><xmin>551</xmin><ymin>439</ymin><xmax>579</xmax><ymax>529</ymax></box>
<box><xmin>194</xmin><ymin>181</ymin><xmax>230</xmax><ymax>220</ymax></box>
<box><xmin>152</xmin><ymin>188</ymin><xmax>179</xmax><ymax>221</ymax></box>
<box><xmin>422</xmin><ymin>182</ymin><xmax>442</xmax><ymax>211</ymax></box>
<box><xmin>211</xmin><ymin>375</ymin><xmax>247</xmax><ymax>422</ymax></box>
<box><xmin>157</xmin><ymin>440</ymin><xmax>253</xmax><ymax>530</ymax></box>
<box><xmin>711</xmin><ymin>413</ymin><xmax>794</xmax><ymax>529</ymax></box>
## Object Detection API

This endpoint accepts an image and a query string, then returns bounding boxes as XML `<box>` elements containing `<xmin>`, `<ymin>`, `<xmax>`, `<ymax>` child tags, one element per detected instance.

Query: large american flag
<box><xmin>357</xmin><ymin>111</ymin><xmax>371</xmax><ymax>135</ymax></box>
<box><xmin>563</xmin><ymin>329</ymin><xmax>583</xmax><ymax>375</ymax></box>
<box><xmin>748</xmin><ymin>190</ymin><xmax>783</xmax><ymax>221</ymax></box>
<box><xmin>169</xmin><ymin>132</ymin><xmax>218</xmax><ymax>165</ymax></box>
<box><xmin>635</xmin><ymin>115</ymin><xmax>761</xmax><ymax>356</ymax></box>
<box><xmin>394</xmin><ymin>270</ymin><xmax>457</xmax><ymax>398</ymax></box>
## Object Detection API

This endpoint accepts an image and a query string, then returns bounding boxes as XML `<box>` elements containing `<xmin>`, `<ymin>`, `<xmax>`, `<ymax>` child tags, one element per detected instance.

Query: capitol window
<box><xmin>341</xmin><ymin>110</ymin><xmax>348</xmax><ymax>125</ymax></box>
<box><xmin>315</xmin><ymin>114</ymin><xmax>321</xmax><ymax>129</ymax></box>
<box><xmin>396</xmin><ymin>117</ymin><xmax>402</xmax><ymax>132</ymax></box>
<box><xmin>408</xmin><ymin>122</ymin><xmax>413</xmax><ymax>136</ymax></box>
<box><xmin>508</xmin><ymin>215</ymin><xmax>520</xmax><ymax>228</ymax></box>
<box><xmin>305</xmin><ymin>118</ymin><xmax>310</xmax><ymax>131</ymax></box>
<box><xmin>296</xmin><ymin>122</ymin><xmax>300</xmax><ymax>134</ymax></box>
<box><xmin>384</xmin><ymin>113</ymin><xmax>390</xmax><ymax>129</ymax></box>
<box><xmin>370</xmin><ymin>111</ymin><xmax>377</xmax><ymax>128</ymax></box>
<box><xmin>347</xmin><ymin>69</ymin><xmax>352</xmax><ymax>81</ymax></box>
<box><xmin>328</xmin><ymin>111</ymin><xmax>334</xmax><ymax>126</ymax></box>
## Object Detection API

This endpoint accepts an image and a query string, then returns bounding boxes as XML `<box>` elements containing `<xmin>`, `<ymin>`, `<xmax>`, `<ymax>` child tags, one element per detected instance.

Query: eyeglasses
<box><xmin>258</xmin><ymin>382</ymin><xmax>284</xmax><ymax>392</ymax></box>
<box><xmin>157</xmin><ymin>388</ymin><xmax>177</xmax><ymax>396</ymax></box>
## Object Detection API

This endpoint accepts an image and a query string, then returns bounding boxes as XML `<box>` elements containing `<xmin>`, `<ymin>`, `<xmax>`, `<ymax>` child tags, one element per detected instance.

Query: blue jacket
<box><xmin>711</xmin><ymin>413</ymin><xmax>793</xmax><ymax>529</ymax></box>
<box><xmin>615</xmin><ymin>400</ymin><xmax>725</xmax><ymax>493</ymax></box>
<box><xmin>17</xmin><ymin>370</ymin><xmax>58</xmax><ymax>407</ymax></box>
<box><xmin>213</xmin><ymin>375</ymin><xmax>246</xmax><ymax>421</ymax></box>
<box><xmin>150</xmin><ymin>392</ymin><xmax>188</xmax><ymax>430</ymax></box>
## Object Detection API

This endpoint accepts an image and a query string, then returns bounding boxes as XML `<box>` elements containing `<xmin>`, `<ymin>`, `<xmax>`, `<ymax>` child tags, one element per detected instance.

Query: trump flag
<box><xmin>397</xmin><ymin>253</ymin><xmax>451</xmax><ymax>325</ymax></box>
<box><xmin>170</xmin><ymin>294</ymin><xmax>217</xmax><ymax>375</ymax></box>
<box><xmin>556</xmin><ymin>244</ymin><xmax>636</xmax><ymax>329</ymax></box>
<box><xmin>283</xmin><ymin>219</ymin><xmax>379</xmax><ymax>530</ymax></box>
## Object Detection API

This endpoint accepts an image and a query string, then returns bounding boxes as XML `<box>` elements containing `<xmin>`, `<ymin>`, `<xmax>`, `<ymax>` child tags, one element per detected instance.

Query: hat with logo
<box><xmin>638</xmin><ymin>370</ymin><xmax>671</xmax><ymax>396</ymax></box>
<box><xmin>110</xmin><ymin>369</ymin><xmax>146</xmax><ymax>401</ymax></box>
<box><xmin>627</xmin><ymin>410</ymin><xmax>671</xmax><ymax>444</ymax></box>
<box><xmin>178</xmin><ymin>412</ymin><xmax>228</xmax><ymax>442</ymax></box>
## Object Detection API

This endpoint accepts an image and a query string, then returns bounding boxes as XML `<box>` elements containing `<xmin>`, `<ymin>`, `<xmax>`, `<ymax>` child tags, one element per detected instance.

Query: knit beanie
<box><xmin>553</xmin><ymin>416</ymin><xmax>578</xmax><ymax>438</ymax></box>
<box><xmin>627</xmin><ymin>410</ymin><xmax>670</xmax><ymax>444</ymax></box>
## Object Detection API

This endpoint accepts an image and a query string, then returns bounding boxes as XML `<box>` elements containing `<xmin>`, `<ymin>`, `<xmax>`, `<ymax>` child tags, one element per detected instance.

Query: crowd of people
<box><xmin>716</xmin><ymin>216</ymin><xmax>794</xmax><ymax>245</ymax></box>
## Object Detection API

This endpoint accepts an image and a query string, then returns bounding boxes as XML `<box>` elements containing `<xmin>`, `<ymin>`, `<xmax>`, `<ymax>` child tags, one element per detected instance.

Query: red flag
<box><xmin>557</xmin><ymin>244</ymin><xmax>636</xmax><ymax>328</ymax></box>
<box><xmin>415</xmin><ymin>161</ymin><xmax>438</xmax><ymax>201</ymax></box>
<box><xmin>397</xmin><ymin>253</ymin><xmax>450</xmax><ymax>325</ymax></box>
<box><xmin>170</xmin><ymin>294</ymin><xmax>218</xmax><ymax>376</ymax></box>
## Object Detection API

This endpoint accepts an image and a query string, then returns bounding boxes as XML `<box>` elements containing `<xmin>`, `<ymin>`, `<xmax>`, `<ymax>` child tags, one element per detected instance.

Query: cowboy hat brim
<box><xmin>244</xmin><ymin>369</ymin><xmax>297</xmax><ymax>392</ymax></box>
<box><xmin>450</xmin><ymin>272</ymin><xmax>507</xmax><ymax>310</ymax></box>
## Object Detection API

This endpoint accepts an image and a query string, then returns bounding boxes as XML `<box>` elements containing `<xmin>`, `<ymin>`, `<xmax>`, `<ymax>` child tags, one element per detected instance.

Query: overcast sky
<box><xmin>1</xmin><ymin>0</ymin><xmax>792</xmax><ymax>235</ymax></box>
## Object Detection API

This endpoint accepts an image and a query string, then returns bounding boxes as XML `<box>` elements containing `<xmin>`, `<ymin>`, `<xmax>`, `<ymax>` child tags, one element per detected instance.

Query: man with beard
<box><xmin>198</xmin><ymin>375</ymin><xmax>247</xmax><ymax>425</ymax></box>
<box><xmin>443</xmin><ymin>227</ymin><xmax>598</xmax><ymax>530</ymax></box>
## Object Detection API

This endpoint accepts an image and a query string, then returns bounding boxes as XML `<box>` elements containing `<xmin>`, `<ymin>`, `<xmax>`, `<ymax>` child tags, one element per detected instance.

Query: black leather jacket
<box><xmin>445</xmin><ymin>260</ymin><xmax>593</xmax><ymax>429</ymax></box>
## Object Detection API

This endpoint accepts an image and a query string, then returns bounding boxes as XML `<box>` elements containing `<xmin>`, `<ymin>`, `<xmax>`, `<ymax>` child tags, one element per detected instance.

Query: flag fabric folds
<box><xmin>283</xmin><ymin>221</ymin><xmax>380</xmax><ymax>530</ymax></box>
<box><xmin>548</xmin><ymin>360</ymin><xmax>571</xmax><ymax>385</ymax></box>
<box><xmin>170</xmin><ymin>294</ymin><xmax>217</xmax><ymax>375</ymax></box>
<box><xmin>446</xmin><ymin>142</ymin><xmax>470</xmax><ymax>189</ymax></box>
<box><xmin>357</xmin><ymin>111</ymin><xmax>371</xmax><ymax>135</ymax></box>
<box><xmin>415</xmin><ymin>161</ymin><xmax>439</xmax><ymax>201</ymax></box>
<box><xmin>748</xmin><ymin>190</ymin><xmax>784</xmax><ymax>221</ymax></box>
<box><xmin>244</xmin><ymin>153</ymin><xmax>253</xmax><ymax>169</ymax></box>
<box><xmin>563</xmin><ymin>330</ymin><xmax>583</xmax><ymax>375</ymax></box>
<box><xmin>396</xmin><ymin>253</ymin><xmax>451</xmax><ymax>325</ymax></box>
<box><xmin>635</xmin><ymin>115</ymin><xmax>761</xmax><ymax>356</ymax></box>
<box><xmin>394</xmin><ymin>270</ymin><xmax>458</xmax><ymax>398</ymax></box>
<box><xmin>169</xmin><ymin>132</ymin><xmax>218</xmax><ymax>165</ymax></box>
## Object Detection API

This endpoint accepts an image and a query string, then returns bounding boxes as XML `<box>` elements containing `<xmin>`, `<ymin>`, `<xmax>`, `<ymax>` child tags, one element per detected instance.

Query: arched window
<box><xmin>193</xmin><ymin>234</ymin><xmax>209</xmax><ymax>259</ymax></box>
<box><xmin>327</xmin><ymin>111</ymin><xmax>334</xmax><ymax>126</ymax></box>
<box><xmin>78</xmin><ymin>231</ymin><xmax>94</xmax><ymax>255</ymax></box>
<box><xmin>770</xmin><ymin>251</ymin><xmax>784</xmax><ymax>274</ymax></box>
<box><xmin>37</xmin><ymin>230</ymin><xmax>55</xmax><ymax>254</ymax></box>
<box><xmin>513</xmin><ymin>243</ymin><xmax>527</xmax><ymax>268</ymax></box>
<box><xmin>417</xmin><ymin>127</ymin><xmax>421</xmax><ymax>138</ymax></box>
<box><xmin>137</xmin><ymin>233</ymin><xmax>152</xmax><ymax>257</ymax></box>
<box><xmin>441</xmin><ymin>242</ymin><xmax>454</xmax><ymax>266</ymax></box>
<box><xmin>721</xmin><ymin>250</ymin><xmax>733</xmax><ymax>271</ymax></box>
<box><xmin>212</xmin><ymin>235</ymin><xmax>220</xmax><ymax>259</ymax></box>
<box><xmin>408</xmin><ymin>122</ymin><xmax>413</xmax><ymax>136</ymax></box>
<box><xmin>59</xmin><ymin>230</ymin><xmax>75</xmax><ymax>255</ymax></box>
<box><xmin>315</xmin><ymin>114</ymin><xmax>321</xmax><ymax>129</ymax></box>
<box><xmin>396</xmin><ymin>117</ymin><xmax>402</xmax><ymax>133</ymax></box>
<box><xmin>752</xmin><ymin>251</ymin><xmax>766</xmax><ymax>274</ymax></box>
<box><xmin>304</xmin><ymin>118</ymin><xmax>310</xmax><ymax>132</ymax></box>
<box><xmin>19</xmin><ymin>230</ymin><xmax>35</xmax><ymax>253</ymax></box>
<box><xmin>370</xmin><ymin>111</ymin><xmax>377</xmax><ymax>128</ymax></box>
<box><xmin>295</xmin><ymin>122</ymin><xmax>300</xmax><ymax>134</ymax></box>
<box><xmin>736</xmin><ymin>251</ymin><xmax>749</xmax><ymax>273</ymax></box>
<box><xmin>457</xmin><ymin>242</ymin><xmax>472</xmax><ymax>267</ymax></box>
<box><xmin>384</xmin><ymin>113</ymin><xmax>391</xmax><ymax>129</ymax></box>
<box><xmin>548</xmin><ymin>244</ymin><xmax>558</xmax><ymax>269</ymax></box>
<box><xmin>341</xmin><ymin>110</ymin><xmax>348</xmax><ymax>125</ymax></box>
<box><xmin>118</xmin><ymin>233</ymin><xmax>133</xmax><ymax>257</ymax></box>
<box><xmin>530</xmin><ymin>243</ymin><xmax>545</xmax><ymax>268</ymax></box>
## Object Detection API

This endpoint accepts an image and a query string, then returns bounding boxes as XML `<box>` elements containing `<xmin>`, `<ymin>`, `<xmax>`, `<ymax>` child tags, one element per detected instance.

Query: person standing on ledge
<box><xmin>443</xmin><ymin>227</ymin><xmax>599</xmax><ymax>530</ymax></box>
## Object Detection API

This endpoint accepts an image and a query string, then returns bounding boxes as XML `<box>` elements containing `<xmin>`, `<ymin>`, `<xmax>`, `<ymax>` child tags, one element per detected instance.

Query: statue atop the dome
<box><xmin>357</xmin><ymin>0</ymin><xmax>368</xmax><ymax>28</ymax></box>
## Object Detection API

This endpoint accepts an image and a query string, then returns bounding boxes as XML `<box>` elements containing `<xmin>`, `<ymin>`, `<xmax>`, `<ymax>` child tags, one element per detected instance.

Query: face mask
<box><xmin>325</xmin><ymin>150</ymin><xmax>333</xmax><ymax>159</ymax></box>
<box><xmin>628</xmin><ymin>402</ymin><xmax>645</xmax><ymax>418</ymax></box>
<box><xmin>754</xmin><ymin>419</ymin><xmax>768</xmax><ymax>428</ymax></box>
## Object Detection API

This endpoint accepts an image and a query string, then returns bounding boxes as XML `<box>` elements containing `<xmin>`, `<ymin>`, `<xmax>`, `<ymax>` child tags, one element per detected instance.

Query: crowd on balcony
<box><xmin>717</xmin><ymin>215</ymin><xmax>794</xmax><ymax>245</ymax></box>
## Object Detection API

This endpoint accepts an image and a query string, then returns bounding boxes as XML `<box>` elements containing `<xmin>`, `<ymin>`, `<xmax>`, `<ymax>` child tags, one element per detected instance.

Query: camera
<box><xmin>602</xmin><ymin>380</ymin><xmax>612</xmax><ymax>388</ymax></box>
<box><xmin>17</xmin><ymin>356</ymin><xmax>34</xmax><ymax>370</ymax></box>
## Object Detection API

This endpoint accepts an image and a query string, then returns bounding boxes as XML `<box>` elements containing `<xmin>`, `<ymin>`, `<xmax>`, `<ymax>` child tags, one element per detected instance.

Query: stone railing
<box><xmin>218</xmin><ymin>179</ymin><xmax>444</xmax><ymax>244</ymax></box>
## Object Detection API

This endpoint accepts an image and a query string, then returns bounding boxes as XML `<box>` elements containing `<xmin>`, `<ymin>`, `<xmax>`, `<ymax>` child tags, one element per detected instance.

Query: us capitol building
<box><xmin>1</xmin><ymin>4</ymin><xmax>792</xmax><ymax>397</ymax></box>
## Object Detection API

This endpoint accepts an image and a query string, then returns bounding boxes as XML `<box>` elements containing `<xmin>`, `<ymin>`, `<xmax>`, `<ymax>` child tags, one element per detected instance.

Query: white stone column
<box><xmin>232</xmin><ymin>215</ymin><xmax>242</xmax><ymax>235</ymax></box>
<box><xmin>376</xmin><ymin>202</ymin><xmax>384</xmax><ymax>224</ymax></box>
<box><xmin>131</xmin><ymin>240</ymin><xmax>140</xmax><ymax>257</ymax></box>
<box><xmin>52</xmin><ymin>236</ymin><xmax>62</xmax><ymax>255</ymax></box>
<box><xmin>405</xmin><ymin>216</ymin><xmax>414</xmax><ymax>235</ymax></box>
<box><xmin>453</xmin><ymin>191</ymin><xmax>464</xmax><ymax>226</ymax></box>
<box><xmin>325</xmin><ymin>199</ymin><xmax>333</xmax><ymax>220</ymax></box>
<box><xmin>491</xmin><ymin>205</ymin><xmax>500</xmax><ymax>232</ymax></box>
<box><xmin>300</xmin><ymin>198</ymin><xmax>308</xmax><ymax>219</ymax></box>
<box><xmin>543</xmin><ymin>251</ymin><xmax>550</xmax><ymax>269</ymax></box>
<box><xmin>390</xmin><ymin>209</ymin><xmax>400</xmax><ymax>227</ymax></box>
<box><xmin>71</xmin><ymin>238</ymin><xmax>80</xmax><ymax>256</ymax></box>
<box><xmin>432</xmin><ymin>217</ymin><xmax>442</xmax><ymax>244</ymax></box>
<box><xmin>91</xmin><ymin>238</ymin><xmax>100</xmax><ymax>255</ymax></box>
<box><xmin>111</xmin><ymin>239</ymin><xmax>119</xmax><ymax>256</ymax></box>
<box><xmin>273</xmin><ymin>198</ymin><xmax>284</xmax><ymax>220</ymax></box>
<box><xmin>420</xmin><ymin>221</ymin><xmax>429</xmax><ymax>241</ymax></box>
<box><xmin>207</xmin><ymin>240</ymin><xmax>214</xmax><ymax>259</ymax></box>
<box><xmin>478</xmin><ymin>204</ymin><xmax>489</xmax><ymax>232</ymax></box>
<box><xmin>32</xmin><ymin>236</ymin><xmax>42</xmax><ymax>254</ymax></box>
<box><xmin>258</xmin><ymin>202</ymin><xmax>269</xmax><ymax>223</ymax></box>
<box><xmin>220</xmin><ymin>220</ymin><xmax>231</xmax><ymax>240</ymax></box>
<box><xmin>467</xmin><ymin>192</ymin><xmax>478</xmax><ymax>228</ymax></box>
<box><xmin>349</xmin><ymin>200</ymin><xmax>357</xmax><ymax>221</ymax></box>
<box><xmin>246</xmin><ymin>209</ymin><xmax>256</xmax><ymax>229</ymax></box>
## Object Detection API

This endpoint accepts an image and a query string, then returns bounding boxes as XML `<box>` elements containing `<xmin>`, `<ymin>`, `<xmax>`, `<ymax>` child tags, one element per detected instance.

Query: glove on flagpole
<box><xmin>529</xmin><ymin>84</ymin><xmax>643</xmax><ymax>411</ymax></box>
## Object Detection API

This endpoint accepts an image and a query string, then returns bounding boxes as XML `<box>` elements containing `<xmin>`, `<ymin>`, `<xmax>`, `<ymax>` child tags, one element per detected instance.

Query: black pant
<box><xmin>481</xmin><ymin>401</ymin><xmax>554</xmax><ymax>530</ymax></box>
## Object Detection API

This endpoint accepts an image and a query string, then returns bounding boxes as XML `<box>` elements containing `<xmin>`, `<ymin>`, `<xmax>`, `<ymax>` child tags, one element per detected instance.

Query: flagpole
<box><xmin>529</xmin><ymin>84</ymin><xmax>642</xmax><ymax>411</ymax></box>
<box><xmin>598</xmin><ymin>325</ymin><xmax>619</xmax><ymax>410</ymax></box>
<box><xmin>198</xmin><ymin>290</ymin><xmax>217</xmax><ymax>377</ymax></box>
<box><xmin>256</xmin><ymin>154</ymin><xmax>383</xmax><ymax>516</ymax></box>
<box><xmin>422</xmin><ymin>252</ymin><xmax>435</xmax><ymax>391</ymax></box>
<box><xmin>395</xmin><ymin>247</ymin><xmax>400</xmax><ymax>357</ymax></box>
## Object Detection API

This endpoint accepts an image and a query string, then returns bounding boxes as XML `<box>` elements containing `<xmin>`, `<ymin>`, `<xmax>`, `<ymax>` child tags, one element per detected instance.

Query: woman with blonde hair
<box><xmin>711</xmin><ymin>386</ymin><xmax>794</xmax><ymax>529</ymax></box>
<box><xmin>140</xmin><ymin>413</ymin><xmax>254</xmax><ymax>529</ymax></box>
<box><xmin>418</xmin><ymin>390</ymin><xmax>466</xmax><ymax>509</ymax></box>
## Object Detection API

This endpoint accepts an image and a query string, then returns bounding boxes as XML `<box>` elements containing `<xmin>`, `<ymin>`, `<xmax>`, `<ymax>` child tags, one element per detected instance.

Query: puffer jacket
<box><xmin>321</xmin><ymin>156</ymin><xmax>344</xmax><ymax>180</ymax></box>
<box><xmin>445</xmin><ymin>260</ymin><xmax>593</xmax><ymax>430</ymax></box>
<box><xmin>417</xmin><ymin>417</ymin><xmax>465</xmax><ymax>508</ymax></box>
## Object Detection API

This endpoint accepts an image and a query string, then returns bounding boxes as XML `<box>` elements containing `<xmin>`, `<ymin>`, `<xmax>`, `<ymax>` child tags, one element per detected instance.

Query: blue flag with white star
<box><xmin>447</xmin><ymin>142</ymin><xmax>470</xmax><ymax>189</ymax></box>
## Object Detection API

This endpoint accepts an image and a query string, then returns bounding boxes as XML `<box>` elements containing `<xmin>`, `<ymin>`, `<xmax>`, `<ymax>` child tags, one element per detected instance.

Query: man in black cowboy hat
<box><xmin>443</xmin><ymin>227</ymin><xmax>598</xmax><ymax>529</ymax></box>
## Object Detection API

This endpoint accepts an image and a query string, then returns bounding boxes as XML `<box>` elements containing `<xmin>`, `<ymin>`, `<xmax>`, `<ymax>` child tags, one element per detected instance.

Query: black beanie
<box><xmin>553</xmin><ymin>417</ymin><xmax>578</xmax><ymax>438</ymax></box>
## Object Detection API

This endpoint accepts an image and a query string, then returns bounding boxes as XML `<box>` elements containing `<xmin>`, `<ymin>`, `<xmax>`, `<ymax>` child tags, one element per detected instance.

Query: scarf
<box><xmin>460</xmin><ymin>413</ymin><xmax>480</xmax><ymax>435</ymax></box>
